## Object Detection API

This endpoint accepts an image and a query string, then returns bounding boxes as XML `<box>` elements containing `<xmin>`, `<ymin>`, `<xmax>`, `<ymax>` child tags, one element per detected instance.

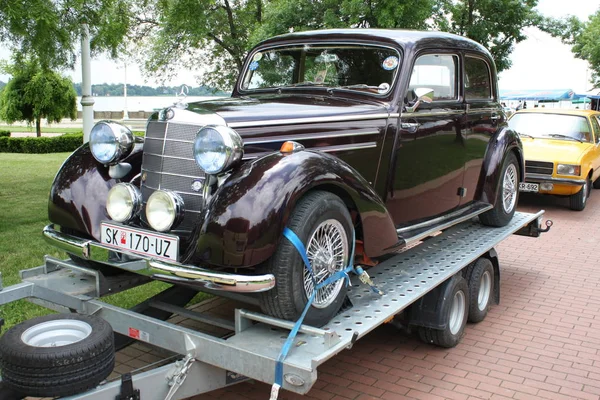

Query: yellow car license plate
<box><xmin>519</xmin><ymin>182</ymin><xmax>539</xmax><ymax>192</ymax></box>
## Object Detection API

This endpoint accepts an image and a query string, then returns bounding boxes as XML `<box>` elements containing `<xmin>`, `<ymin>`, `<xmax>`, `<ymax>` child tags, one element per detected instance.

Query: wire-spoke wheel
<box><xmin>304</xmin><ymin>219</ymin><xmax>349</xmax><ymax>309</ymax></box>
<box><xmin>480</xmin><ymin>152</ymin><xmax>520</xmax><ymax>227</ymax></box>
<box><xmin>502</xmin><ymin>164</ymin><xmax>518</xmax><ymax>214</ymax></box>
<box><xmin>259</xmin><ymin>191</ymin><xmax>352</xmax><ymax>327</ymax></box>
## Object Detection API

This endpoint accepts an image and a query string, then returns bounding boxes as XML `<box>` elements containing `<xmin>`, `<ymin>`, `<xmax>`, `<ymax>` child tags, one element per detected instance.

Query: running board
<box><xmin>397</xmin><ymin>203</ymin><xmax>492</xmax><ymax>247</ymax></box>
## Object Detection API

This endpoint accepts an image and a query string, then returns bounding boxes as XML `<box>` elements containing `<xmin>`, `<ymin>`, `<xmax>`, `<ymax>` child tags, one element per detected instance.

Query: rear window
<box><xmin>508</xmin><ymin>113</ymin><xmax>593</xmax><ymax>143</ymax></box>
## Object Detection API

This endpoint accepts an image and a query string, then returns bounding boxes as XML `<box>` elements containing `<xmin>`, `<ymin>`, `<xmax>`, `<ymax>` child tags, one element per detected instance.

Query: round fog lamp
<box><xmin>106</xmin><ymin>183</ymin><xmax>142</xmax><ymax>223</ymax></box>
<box><xmin>146</xmin><ymin>190</ymin><xmax>184</xmax><ymax>232</ymax></box>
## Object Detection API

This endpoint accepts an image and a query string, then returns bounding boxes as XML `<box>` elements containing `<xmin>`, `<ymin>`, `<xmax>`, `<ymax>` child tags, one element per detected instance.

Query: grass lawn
<box><xmin>0</xmin><ymin>152</ymin><xmax>205</xmax><ymax>332</ymax></box>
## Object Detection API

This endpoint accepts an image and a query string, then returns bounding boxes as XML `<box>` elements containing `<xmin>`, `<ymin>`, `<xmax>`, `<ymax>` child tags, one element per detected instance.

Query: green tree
<box><xmin>0</xmin><ymin>60</ymin><xmax>77</xmax><ymax>137</ymax></box>
<box><xmin>0</xmin><ymin>0</ymin><xmax>132</xmax><ymax>70</ymax></box>
<box><xmin>549</xmin><ymin>11</ymin><xmax>600</xmax><ymax>88</ymax></box>
<box><xmin>432</xmin><ymin>0</ymin><xmax>545</xmax><ymax>73</ymax></box>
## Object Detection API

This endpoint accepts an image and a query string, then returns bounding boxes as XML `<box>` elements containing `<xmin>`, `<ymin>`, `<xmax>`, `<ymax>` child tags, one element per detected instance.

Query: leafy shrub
<box><xmin>0</xmin><ymin>130</ymin><xmax>10</xmax><ymax>137</ymax></box>
<box><xmin>0</xmin><ymin>133</ymin><xmax>83</xmax><ymax>153</ymax></box>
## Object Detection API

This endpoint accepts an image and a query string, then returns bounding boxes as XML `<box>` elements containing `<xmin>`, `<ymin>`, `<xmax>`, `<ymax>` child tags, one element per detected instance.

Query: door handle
<box><xmin>400</xmin><ymin>122</ymin><xmax>420</xmax><ymax>132</ymax></box>
<box><xmin>490</xmin><ymin>113</ymin><xmax>501</xmax><ymax>121</ymax></box>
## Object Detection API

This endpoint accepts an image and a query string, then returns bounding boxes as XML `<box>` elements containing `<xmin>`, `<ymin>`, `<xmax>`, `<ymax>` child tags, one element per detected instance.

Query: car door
<box><xmin>461</xmin><ymin>54</ymin><xmax>499</xmax><ymax>205</ymax></box>
<box><xmin>387</xmin><ymin>52</ymin><xmax>465</xmax><ymax>226</ymax></box>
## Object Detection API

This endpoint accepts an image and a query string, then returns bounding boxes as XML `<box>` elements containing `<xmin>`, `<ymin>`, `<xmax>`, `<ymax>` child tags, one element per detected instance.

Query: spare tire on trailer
<box><xmin>0</xmin><ymin>313</ymin><xmax>114</xmax><ymax>397</ymax></box>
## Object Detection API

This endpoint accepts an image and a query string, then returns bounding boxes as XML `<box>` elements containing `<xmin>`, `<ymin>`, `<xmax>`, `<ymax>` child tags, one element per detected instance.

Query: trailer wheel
<box><xmin>0</xmin><ymin>313</ymin><xmax>114</xmax><ymax>397</ymax></box>
<box><xmin>465</xmin><ymin>258</ymin><xmax>494</xmax><ymax>323</ymax></box>
<box><xmin>418</xmin><ymin>276</ymin><xmax>469</xmax><ymax>348</ymax></box>
<box><xmin>259</xmin><ymin>191</ymin><xmax>352</xmax><ymax>327</ymax></box>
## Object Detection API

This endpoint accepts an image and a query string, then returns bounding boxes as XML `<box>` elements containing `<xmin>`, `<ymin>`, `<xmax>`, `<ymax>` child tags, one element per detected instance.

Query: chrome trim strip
<box><xmin>320</xmin><ymin>142</ymin><xmax>377</xmax><ymax>152</ymax></box>
<box><xmin>525</xmin><ymin>174</ymin><xmax>585</xmax><ymax>186</ymax></box>
<box><xmin>228</xmin><ymin>113</ymin><xmax>391</xmax><ymax>129</ymax></box>
<box><xmin>466</xmin><ymin>107</ymin><xmax>500</xmax><ymax>114</ymax></box>
<box><xmin>42</xmin><ymin>225</ymin><xmax>275</xmax><ymax>293</ymax></box>
<box><xmin>397</xmin><ymin>205</ymin><xmax>493</xmax><ymax>246</ymax></box>
<box><xmin>142</xmin><ymin>168</ymin><xmax>204</xmax><ymax>181</ymax></box>
<box><xmin>401</xmin><ymin>110</ymin><xmax>464</xmax><ymax>118</ymax></box>
<box><xmin>243</xmin><ymin>130</ymin><xmax>380</xmax><ymax>145</ymax></box>
<box><xmin>242</xmin><ymin>142</ymin><xmax>377</xmax><ymax>160</ymax></box>
<box><xmin>145</xmin><ymin>137</ymin><xmax>195</xmax><ymax>144</ymax></box>
<box><xmin>142</xmin><ymin>182</ymin><xmax>206</xmax><ymax>198</ymax></box>
<box><xmin>144</xmin><ymin>152</ymin><xmax>195</xmax><ymax>161</ymax></box>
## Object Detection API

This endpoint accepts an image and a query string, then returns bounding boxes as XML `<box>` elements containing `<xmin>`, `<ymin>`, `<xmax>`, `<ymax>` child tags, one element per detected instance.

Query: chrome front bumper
<box><xmin>525</xmin><ymin>173</ymin><xmax>585</xmax><ymax>186</ymax></box>
<box><xmin>42</xmin><ymin>225</ymin><xmax>275</xmax><ymax>293</ymax></box>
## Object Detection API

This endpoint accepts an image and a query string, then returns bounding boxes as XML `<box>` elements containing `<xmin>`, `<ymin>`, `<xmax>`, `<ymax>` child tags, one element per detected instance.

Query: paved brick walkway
<box><xmin>112</xmin><ymin>192</ymin><xmax>600</xmax><ymax>400</ymax></box>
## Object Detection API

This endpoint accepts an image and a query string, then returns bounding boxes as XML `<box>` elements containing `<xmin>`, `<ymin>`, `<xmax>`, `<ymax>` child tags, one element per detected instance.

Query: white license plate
<box><xmin>519</xmin><ymin>182</ymin><xmax>539</xmax><ymax>193</ymax></box>
<box><xmin>101</xmin><ymin>222</ymin><xmax>179</xmax><ymax>261</ymax></box>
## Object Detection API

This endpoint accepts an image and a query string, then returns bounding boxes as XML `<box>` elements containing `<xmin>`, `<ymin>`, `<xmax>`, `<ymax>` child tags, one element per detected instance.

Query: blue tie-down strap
<box><xmin>270</xmin><ymin>227</ymin><xmax>383</xmax><ymax>399</ymax></box>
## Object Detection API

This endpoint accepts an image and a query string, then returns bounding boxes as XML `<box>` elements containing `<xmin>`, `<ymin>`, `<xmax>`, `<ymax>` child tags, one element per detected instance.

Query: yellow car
<box><xmin>508</xmin><ymin>109</ymin><xmax>600</xmax><ymax>211</ymax></box>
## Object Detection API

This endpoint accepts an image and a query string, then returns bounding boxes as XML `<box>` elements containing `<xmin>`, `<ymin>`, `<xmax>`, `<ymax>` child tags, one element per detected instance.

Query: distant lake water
<box><xmin>76</xmin><ymin>96</ymin><xmax>225</xmax><ymax>112</ymax></box>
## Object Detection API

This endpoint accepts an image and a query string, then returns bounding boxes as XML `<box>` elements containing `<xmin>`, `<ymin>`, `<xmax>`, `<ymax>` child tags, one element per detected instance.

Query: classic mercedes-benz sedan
<box><xmin>44</xmin><ymin>29</ymin><xmax>523</xmax><ymax>326</ymax></box>
<box><xmin>509</xmin><ymin>109</ymin><xmax>600</xmax><ymax>211</ymax></box>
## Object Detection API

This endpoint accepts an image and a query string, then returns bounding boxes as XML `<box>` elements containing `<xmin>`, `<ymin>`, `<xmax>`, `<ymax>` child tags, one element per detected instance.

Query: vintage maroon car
<box><xmin>44</xmin><ymin>29</ymin><xmax>522</xmax><ymax>326</ymax></box>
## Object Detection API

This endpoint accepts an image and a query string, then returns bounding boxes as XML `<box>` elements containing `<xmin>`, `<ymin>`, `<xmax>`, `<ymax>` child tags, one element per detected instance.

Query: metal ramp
<box><xmin>0</xmin><ymin>211</ymin><xmax>544</xmax><ymax>399</ymax></box>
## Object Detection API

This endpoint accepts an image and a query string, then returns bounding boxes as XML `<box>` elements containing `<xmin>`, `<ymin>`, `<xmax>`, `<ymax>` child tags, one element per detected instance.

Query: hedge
<box><xmin>0</xmin><ymin>133</ymin><xmax>84</xmax><ymax>153</ymax></box>
<box><xmin>0</xmin><ymin>130</ymin><xmax>10</xmax><ymax>137</ymax></box>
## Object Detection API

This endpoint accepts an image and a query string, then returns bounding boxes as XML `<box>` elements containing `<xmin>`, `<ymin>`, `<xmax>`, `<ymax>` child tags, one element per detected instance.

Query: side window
<box><xmin>592</xmin><ymin>116</ymin><xmax>600</xmax><ymax>143</ymax></box>
<box><xmin>408</xmin><ymin>54</ymin><xmax>458</xmax><ymax>101</ymax></box>
<box><xmin>465</xmin><ymin>56</ymin><xmax>492</xmax><ymax>100</ymax></box>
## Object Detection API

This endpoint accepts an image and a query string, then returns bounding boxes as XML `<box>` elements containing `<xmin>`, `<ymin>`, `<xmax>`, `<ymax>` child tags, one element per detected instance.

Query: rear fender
<box><xmin>191</xmin><ymin>150</ymin><xmax>399</xmax><ymax>268</ymax></box>
<box><xmin>478</xmin><ymin>126</ymin><xmax>523</xmax><ymax>204</ymax></box>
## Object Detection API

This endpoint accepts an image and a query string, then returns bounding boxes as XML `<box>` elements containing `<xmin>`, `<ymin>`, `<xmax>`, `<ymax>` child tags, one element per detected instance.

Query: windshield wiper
<box><xmin>335</xmin><ymin>84</ymin><xmax>380</xmax><ymax>90</ymax></box>
<box><xmin>287</xmin><ymin>81</ymin><xmax>319</xmax><ymax>87</ymax></box>
<box><xmin>545</xmin><ymin>134</ymin><xmax>583</xmax><ymax>143</ymax></box>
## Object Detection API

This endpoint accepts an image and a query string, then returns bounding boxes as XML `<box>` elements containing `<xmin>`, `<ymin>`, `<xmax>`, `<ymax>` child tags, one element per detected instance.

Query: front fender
<box><xmin>192</xmin><ymin>150</ymin><xmax>399</xmax><ymax>268</ymax></box>
<box><xmin>48</xmin><ymin>144</ymin><xmax>143</xmax><ymax>240</ymax></box>
<box><xmin>479</xmin><ymin>126</ymin><xmax>523</xmax><ymax>204</ymax></box>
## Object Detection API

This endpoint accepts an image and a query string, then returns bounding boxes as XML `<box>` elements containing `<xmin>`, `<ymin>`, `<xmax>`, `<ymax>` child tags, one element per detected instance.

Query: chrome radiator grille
<box><xmin>525</xmin><ymin>161</ymin><xmax>554</xmax><ymax>175</ymax></box>
<box><xmin>141</xmin><ymin>121</ymin><xmax>206</xmax><ymax>236</ymax></box>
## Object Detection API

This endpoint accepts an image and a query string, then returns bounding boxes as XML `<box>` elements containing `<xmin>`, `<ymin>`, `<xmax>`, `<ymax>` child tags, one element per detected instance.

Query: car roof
<box><xmin>257</xmin><ymin>29</ymin><xmax>489</xmax><ymax>55</ymax></box>
<box><xmin>513</xmin><ymin>109</ymin><xmax>600</xmax><ymax>118</ymax></box>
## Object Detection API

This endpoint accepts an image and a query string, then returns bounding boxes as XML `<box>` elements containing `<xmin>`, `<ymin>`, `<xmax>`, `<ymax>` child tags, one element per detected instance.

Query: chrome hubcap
<box><xmin>449</xmin><ymin>290</ymin><xmax>466</xmax><ymax>335</ymax></box>
<box><xmin>304</xmin><ymin>219</ymin><xmax>348</xmax><ymax>308</ymax></box>
<box><xmin>478</xmin><ymin>271</ymin><xmax>492</xmax><ymax>311</ymax></box>
<box><xmin>21</xmin><ymin>320</ymin><xmax>92</xmax><ymax>347</ymax></box>
<box><xmin>502</xmin><ymin>164</ymin><xmax>518</xmax><ymax>213</ymax></box>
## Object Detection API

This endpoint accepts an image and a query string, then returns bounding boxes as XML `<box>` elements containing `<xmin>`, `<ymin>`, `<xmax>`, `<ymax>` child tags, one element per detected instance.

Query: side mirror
<box><xmin>405</xmin><ymin>87</ymin><xmax>434</xmax><ymax>112</ymax></box>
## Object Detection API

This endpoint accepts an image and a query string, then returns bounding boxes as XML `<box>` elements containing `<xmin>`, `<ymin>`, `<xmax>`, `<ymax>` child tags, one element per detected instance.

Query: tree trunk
<box><xmin>36</xmin><ymin>117</ymin><xmax>41</xmax><ymax>137</ymax></box>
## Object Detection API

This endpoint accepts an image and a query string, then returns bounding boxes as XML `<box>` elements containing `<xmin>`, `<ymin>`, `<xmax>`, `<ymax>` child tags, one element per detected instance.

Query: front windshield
<box><xmin>508</xmin><ymin>113</ymin><xmax>593</xmax><ymax>143</ymax></box>
<box><xmin>241</xmin><ymin>44</ymin><xmax>401</xmax><ymax>95</ymax></box>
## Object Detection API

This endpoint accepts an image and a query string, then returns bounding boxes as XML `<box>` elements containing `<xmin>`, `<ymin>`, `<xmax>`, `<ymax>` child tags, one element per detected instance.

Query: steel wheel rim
<box><xmin>21</xmin><ymin>320</ymin><xmax>92</xmax><ymax>347</ymax></box>
<box><xmin>502</xmin><ymin>164</ymin><xmax>518</xmax><ymax>213</ymax></box>
<box><xmin>449</xmin><ymin>290</ymin><xmax>466</xmax><ymax>335</ymax></box>
<box><xmin>477</xmin><ymin>271</ymin><xmax>492</xmax><ymax>311</ymax></box>
<box><xmin>583</xmin><ymin>180</ymin><xmax>589</xmax><ymax>203</ymax></box>
<box><xmin>304</xmin><ymin>219</ymin><xmax>349</xmax><ymax>309</ymax></box>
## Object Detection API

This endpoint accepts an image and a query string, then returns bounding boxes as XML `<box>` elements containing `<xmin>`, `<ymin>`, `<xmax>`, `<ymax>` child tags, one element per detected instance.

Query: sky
<box><xmin>1</xmin><ymin>0</ymin><xmax>599</xmax><ymax>92</ymax></box>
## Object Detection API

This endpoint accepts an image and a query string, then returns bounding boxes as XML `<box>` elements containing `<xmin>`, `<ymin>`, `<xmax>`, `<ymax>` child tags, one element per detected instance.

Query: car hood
<box><xmin>186</xmin><ymin>94</ymin><xmax>389</xmax><ymax>128</ymax></box>
<box><xmin>522</xmin><ymin>138</ymin><xmax>590</xmax><ymax>164</ymax></box>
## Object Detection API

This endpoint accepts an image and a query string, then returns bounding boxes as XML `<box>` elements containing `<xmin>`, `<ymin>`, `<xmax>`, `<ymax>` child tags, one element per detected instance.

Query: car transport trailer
<box><xmin>0</xmin><ymin>211</ymin><xmax>550</xmax><ymax>400</ymax></box>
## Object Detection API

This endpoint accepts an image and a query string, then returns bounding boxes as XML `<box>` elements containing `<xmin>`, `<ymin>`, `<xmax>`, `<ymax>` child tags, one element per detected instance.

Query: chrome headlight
<box><xmin>193</xmin><ymin>125</ymin><xmax>243</xmax><ymax>174</ymax></box>
<box><xmin>90</xmin><ymin>121</ymin><xmax>134</xmax><ymax>165</ymax></box>
<box><xmin>556</xmin><ymin>164</ymin><xmax>581</xmax><ymax>176</ymax></box>
<box><xmin>146</xmin><ymin>190</ymin><xmax>184</xmax><ymax>232</ymax></box>
<box><xmin>106</xmin><ymin>183</ymin><xmax>142</xmax><ymax>223</ymax></box>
